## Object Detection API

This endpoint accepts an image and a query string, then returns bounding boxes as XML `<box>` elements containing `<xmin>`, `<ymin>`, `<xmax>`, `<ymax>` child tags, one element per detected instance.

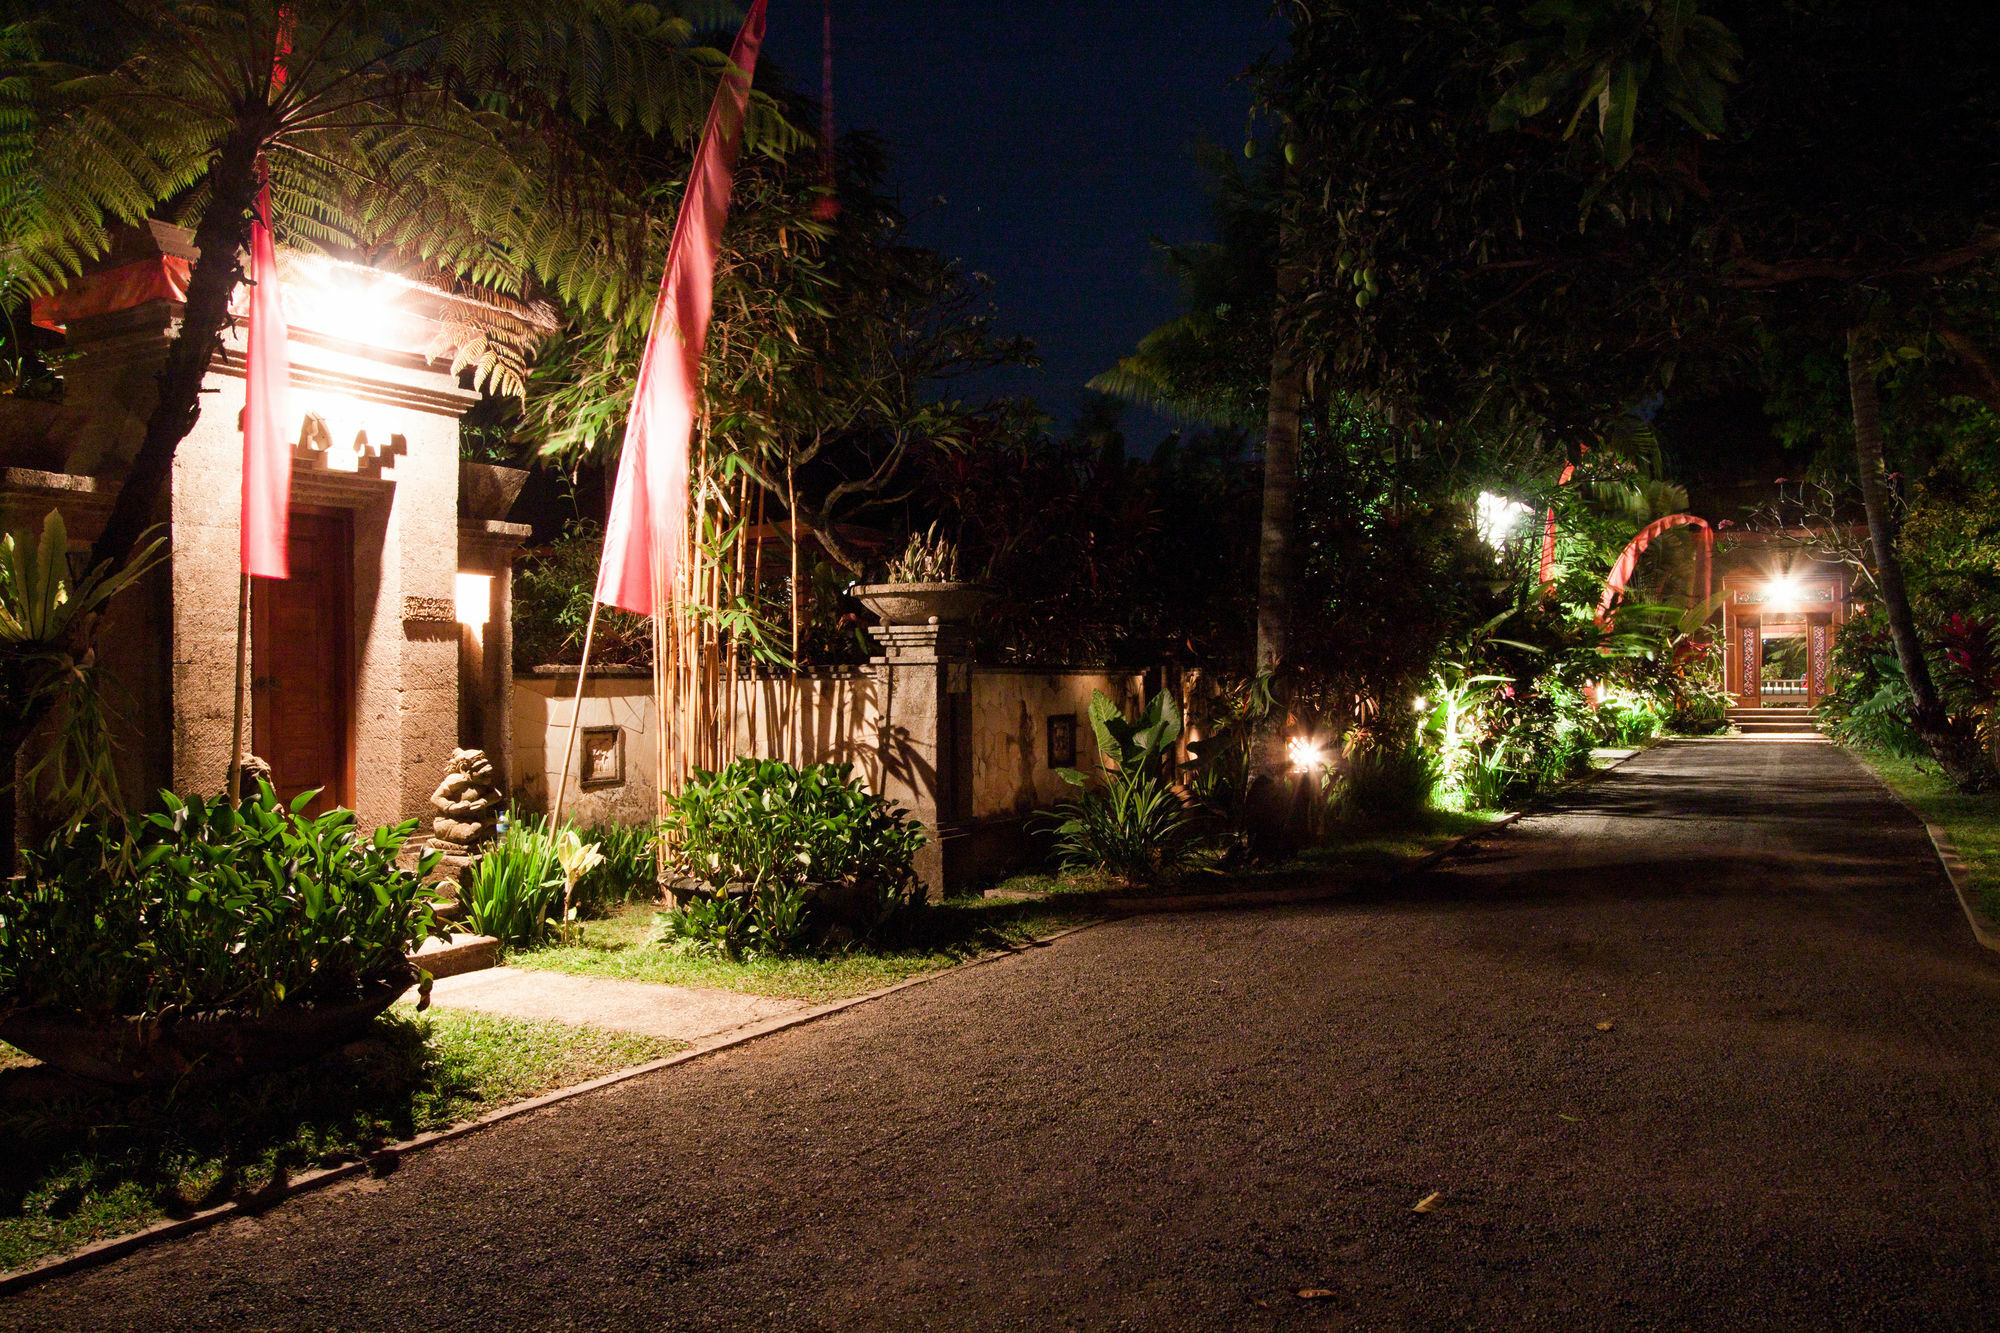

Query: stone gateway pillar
<box><xmin>868</xmin><ymin>620</ymin><xmax>976</xmax><ymax>901</ymax></box>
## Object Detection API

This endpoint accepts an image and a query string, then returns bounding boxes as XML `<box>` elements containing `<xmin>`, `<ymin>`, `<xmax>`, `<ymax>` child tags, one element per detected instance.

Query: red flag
<box><xmin>597</xmin><ymin>0</ymin><xmax>769</xmax><ymax>615</ymax></box>
<box><xmin>241</xmin><ymin>179</ymin><xmax>292</xmax><ymax>579</ymax></box>
<box><xmin>1537</xmin><ymin>461</ymin><xmax>1574</xmax><ymax>589</ymax></box>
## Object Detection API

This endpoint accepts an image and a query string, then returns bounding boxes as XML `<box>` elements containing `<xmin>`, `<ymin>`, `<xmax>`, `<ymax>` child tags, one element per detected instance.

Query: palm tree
<box><xmin>6</xmin><ymin>0</ymin><xmax>796</xmax><ymax>572</ymax></box>
<box><xmin>0</xmin><ymin>0</ymin><xmax>799</xmax><ymax>857</ymax></box>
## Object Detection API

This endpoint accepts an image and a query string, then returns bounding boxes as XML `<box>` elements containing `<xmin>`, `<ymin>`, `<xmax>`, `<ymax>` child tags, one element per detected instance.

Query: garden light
<box><xmin>455</xmin><ymin>572</ymin><xmax>493</xmax><ymax>627</ymax></box>
<box><xmin>1765</xmin><ymin>574</ymin><xmax>1801</xmax><ymax>612</ymax></box>
<box><xmin>1288</xmin><ymin>736</ymin><xmax>1328</xmax><ymax>774</ymax></box>
<box><xmin>1475</xmin><ymin>491</ymin><xmax>1531</xmax><ymax>550</ymax></box>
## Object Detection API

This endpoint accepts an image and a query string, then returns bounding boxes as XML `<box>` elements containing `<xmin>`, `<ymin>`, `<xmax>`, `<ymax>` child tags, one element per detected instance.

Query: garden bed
<box><xmin>512</xmin><ymin>897</ymin><xmax>1105</xmax><ymax>1004</ymax></box>
<box><xmin>0</xmin><ymin>1010</ymin><xmax>681</xmax><ymax>1273</ymax></box>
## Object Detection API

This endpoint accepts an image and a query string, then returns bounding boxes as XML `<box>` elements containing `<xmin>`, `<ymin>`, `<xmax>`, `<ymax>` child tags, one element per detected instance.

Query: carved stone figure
<box><xmin>429</xmin><ymin>748</ymin><xmax>504</xmax><ymax>849</ymax></box>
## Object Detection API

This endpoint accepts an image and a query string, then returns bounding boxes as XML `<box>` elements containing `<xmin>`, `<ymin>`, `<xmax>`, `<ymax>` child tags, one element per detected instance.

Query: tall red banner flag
<box><xmin>597</xmin><ymin>0</ymin><xmax>768</xmax><ymax>614</ymax></box>
<box><xmin>241</xmin><ymin>180</ymin><xmax>292</xmax><ymax>578</ymax></box>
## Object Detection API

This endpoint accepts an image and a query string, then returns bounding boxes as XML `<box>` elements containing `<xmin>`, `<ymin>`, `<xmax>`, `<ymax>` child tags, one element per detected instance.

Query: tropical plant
<box><xmin>653</xmin><ymin>879</ymin><xmax>812</xmax><ymax>959</ymax></box>
<box><xmin>0</xmin><ymin>783</ymin><xmax>438</xmax><ymax>1019</ymax></box>
<box><xmin>655</xmin><ymin>759</ymin><xmax>926</xmax><ymax>952</ymax></box>
<box><xmin>569</xmin><ymin>820</ymin><xmax>659</xmax><ymax>917</ymax></box>
<box><xmin>883</xmin><ymin>524</ymin><xmax>960</xmax><ymax>583</ymax></box>
<box><xmin>512</xmin><ymin>521</ymin><xmax>656</xmax><ymax>670</ymax></box>
<box><xmin>0</xmin><ymin>511</ymin><xmax>165</xmax><ymax>860</ymax></box>
<box><xmin>1329</xmin><ymin>742</ymin><xmax>1440</xmax><ymax>825</ymax></box>
<box><xmin>1047</xmin><ymin>689</ymin><xmax>1200</xmax><ymax>883</ymax></box>
<box><xmin>459</xmin><ymin>818</ymin><xmax>604</xmax><ymax>950</ymax></box>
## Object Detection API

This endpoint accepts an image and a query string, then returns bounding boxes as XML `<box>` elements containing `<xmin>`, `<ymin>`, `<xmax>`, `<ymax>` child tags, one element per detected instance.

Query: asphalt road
<box><xmin>10</xmin><ymin>738</ymin><xmax>2000</xmax><ymax>1331</ymax></box>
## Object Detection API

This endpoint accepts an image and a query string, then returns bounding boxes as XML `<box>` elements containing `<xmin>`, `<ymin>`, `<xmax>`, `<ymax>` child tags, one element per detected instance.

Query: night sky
<box><xmin>763</xmin><ymin>2</ymin><xmax>1285</xmax><ymax>446</ymax></box>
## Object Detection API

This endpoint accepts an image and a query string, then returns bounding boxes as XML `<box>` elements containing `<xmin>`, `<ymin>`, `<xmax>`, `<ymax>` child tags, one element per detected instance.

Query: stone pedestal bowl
<box><xmin>0</xmin><ymin>965</ymin><xmax>416</xmax><ymax>1088</ymax></box>
<box><xmin>851</xmin><ymin>582</ymin><xmax>994</xmax><ymax>626</ymax></box>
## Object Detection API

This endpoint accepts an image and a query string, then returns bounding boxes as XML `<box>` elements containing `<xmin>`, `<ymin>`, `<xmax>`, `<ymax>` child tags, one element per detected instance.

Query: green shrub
<box><xmin>652</xmin><ymin>881</ymin><xmax>813</xmax><ymax>957</ymax></box>
<box><xmin>1331</xmin><ymin>743</ymin><xmax>1439</xmax><ymax>824</ymax></box>
<box><xmin>0</xmin><ymin>785</ymin><xmax>439</xmax><ymax>1019</ymax></box>
<box><xmin>1597</xmin><ymin>695</ymin><xmax>1665</xmax><ymax>747</ymax></box>
<box><xmin>1666</xmin><ymin>693</ymin><xmax>1730</xmax><ymax>736</ymax></box>
<box><xmin>654</xmin><ymin>759</ymin><xmax>927</xmax><ymax>955</ymax></box>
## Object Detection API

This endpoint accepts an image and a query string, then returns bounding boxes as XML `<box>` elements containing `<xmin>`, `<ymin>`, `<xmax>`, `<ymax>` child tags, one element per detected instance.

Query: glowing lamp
<box><xmin>1765</xmin><ymin>575</ymin><xmax>1801</xmax><ymax>612</ymax></box>
<box><xmin>1475</xmin><ymin>491</ymin><xmax>1531</xmax><ymax>550</ymax></box>
<box><xmin>1288</xmin><ymin>736</ymin><xmax>1328</xmax><ymax>774</ymax></box>
<box><xmin>455</xmin><ymin>573</ymin><xmax>492</xmax><ymax>627</ymax></box>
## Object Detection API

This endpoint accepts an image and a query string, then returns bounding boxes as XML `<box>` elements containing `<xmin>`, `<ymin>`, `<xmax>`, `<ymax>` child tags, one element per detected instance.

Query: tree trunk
<box><xmin>88</xmin><ymin>126</ymin><xmax>266</xmax><ymax>574</ymax></box>
<box><xmin>1255</xmin><ymin>244</ymin><xmax>1304</xmax><ymax>676</ymax></box>
<box><xmin>1846</xmin><ymin>326</ymin><xmax>1995</xmax><ymax>790</ymax></box>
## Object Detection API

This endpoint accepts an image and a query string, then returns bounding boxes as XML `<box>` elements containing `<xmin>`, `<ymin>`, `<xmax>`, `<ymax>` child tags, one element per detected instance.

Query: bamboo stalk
<box><xmin>551</xmin><ymin>597</ymin><xmax>603</xmax><ymax>920</ymax></box>
<box><xmin>227</xmin><ymin>573</ymin><xmax>250</xmax><ymax>808</ymax></box>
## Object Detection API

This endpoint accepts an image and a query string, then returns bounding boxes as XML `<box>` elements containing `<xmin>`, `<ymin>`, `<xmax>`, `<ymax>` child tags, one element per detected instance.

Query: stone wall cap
<box><xmin>0</xmin><ymin>467</ymin><xmax>100</xmax><ymax>495</ymax></box>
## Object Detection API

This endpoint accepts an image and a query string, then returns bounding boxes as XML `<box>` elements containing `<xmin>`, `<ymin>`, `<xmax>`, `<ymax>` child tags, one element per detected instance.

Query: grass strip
<box><xmin>513</xmin><ymin>898</ymin><xmax>1103</xmax><ymax>1003</ymax></box>
<box><xmin>0</xmin><ymin>1010</ymin><xmax>681</xmax><ymax>1273</ymax></box>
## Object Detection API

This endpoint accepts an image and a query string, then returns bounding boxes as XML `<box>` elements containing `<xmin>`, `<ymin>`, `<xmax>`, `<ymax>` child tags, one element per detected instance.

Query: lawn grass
<box><xmin>512</xmin><ymin>896</ymin><xmax>1104</xmax><ymax>1003</ymax></box>
<box><xmin>0</xmin><ymin>1010</ymin><xmax>680</xmax><ymax>1274</ymax></box>
<box><xmin>1844</xmin><ymin>744</ymin><xmax>2000</xmax><ymax>918</ymax></box>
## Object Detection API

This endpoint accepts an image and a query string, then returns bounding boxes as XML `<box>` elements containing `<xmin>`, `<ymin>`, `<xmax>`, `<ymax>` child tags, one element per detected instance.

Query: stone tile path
<box><xmin>412</xmin><ymin>967</ymin><xmax>809</xmax><ymax>1042</ymax></box>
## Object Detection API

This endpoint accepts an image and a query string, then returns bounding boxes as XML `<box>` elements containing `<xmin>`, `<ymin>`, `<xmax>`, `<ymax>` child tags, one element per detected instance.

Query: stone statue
<box><xmin>429</xmin><ymin>748</ymin><xmax>504</xmax><ymax>849</ymax></box>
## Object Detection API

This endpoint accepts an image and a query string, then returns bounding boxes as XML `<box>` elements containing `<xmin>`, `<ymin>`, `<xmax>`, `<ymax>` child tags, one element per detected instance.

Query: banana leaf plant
<box><xmin>0</xmin><ymin>509</ymin><xmax>165</xmax><ymax>858</ymax></box>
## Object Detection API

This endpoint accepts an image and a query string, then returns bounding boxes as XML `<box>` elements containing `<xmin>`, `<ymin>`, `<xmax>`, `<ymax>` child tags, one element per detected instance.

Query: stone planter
<box><xmin>459</xmin><ymin>462</ymin><xmax>529</xmax><ymax>522</ymax></box>
<box><xmin>851</xmin><ymin>582</ymin><xmax>994</xmax><ymax>626</ymax></box>
<box><xmin>0</xmin><ymin>965</ymin><xmax>416</xmax><ymax>1088</ymax></box>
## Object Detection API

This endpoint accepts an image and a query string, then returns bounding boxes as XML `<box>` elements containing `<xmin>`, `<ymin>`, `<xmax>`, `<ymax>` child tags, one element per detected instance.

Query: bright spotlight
<box><xmin>1476</xmin><ymin>491</ymin><xmax>1531</xmax><ymax>550</ymax></box>
<box><xmin>1766</xmin><ymin>575</ymin><xmax>1801</xmax><ymax>612</ymax></box>
<box><xmin>1288</xmin><ymin>736</ymin><xmax>1327</xmax><ymax>774</ymax></box>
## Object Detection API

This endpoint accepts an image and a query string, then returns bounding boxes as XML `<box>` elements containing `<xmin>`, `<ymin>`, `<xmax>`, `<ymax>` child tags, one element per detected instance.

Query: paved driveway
<box><xmin>10</xmin><ymin>738</ymin><xmax>1999</xmax><ymax>1331</ymax></box>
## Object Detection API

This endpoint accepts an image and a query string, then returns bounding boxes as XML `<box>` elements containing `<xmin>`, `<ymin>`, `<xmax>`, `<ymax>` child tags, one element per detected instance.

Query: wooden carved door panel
<box><xmin>253</xmin><ymin>509</ymin><xmax>353</xmax><ymax>815</ymax></box>
<box><xmin>1808</xmin><ymin>615</ymin><xmax>1833</xmax><ymax>705</ymax></box>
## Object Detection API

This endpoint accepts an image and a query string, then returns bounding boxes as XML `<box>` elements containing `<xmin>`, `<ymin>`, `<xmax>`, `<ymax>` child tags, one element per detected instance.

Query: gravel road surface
<box><xmin>10</xmin><ymin>738</ymin><xmax>1999</xmax><ymax>1331</ymax></box>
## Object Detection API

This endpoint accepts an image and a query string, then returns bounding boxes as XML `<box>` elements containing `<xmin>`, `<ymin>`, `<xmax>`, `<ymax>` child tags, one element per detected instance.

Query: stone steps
<box><xmin>1728</xmin><ymin>706</ymin><xmax>1820</xmax><ymax>735</ymax></box>
<box><xmin>410</xmin><ymin>933</ymin><xmax>501</xmax><ymax>981</ymax></box>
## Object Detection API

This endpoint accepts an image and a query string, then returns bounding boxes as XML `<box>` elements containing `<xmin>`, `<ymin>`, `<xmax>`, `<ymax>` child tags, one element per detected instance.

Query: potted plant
<box><xmin>851</xmin><ymin>526</ymin><xmax>994</xmax><ymax>626</ymax></box>
<box><xmin>0</xmin><ymin>785</ymin><xmax>444</xmax><ymax>1087</ymax></box>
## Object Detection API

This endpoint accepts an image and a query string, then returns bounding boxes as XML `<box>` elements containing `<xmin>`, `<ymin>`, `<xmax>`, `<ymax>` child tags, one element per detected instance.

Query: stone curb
<box><xmin>1087</xmin><ymin>741</ymin><xmax>1658</xmax><ymax>916</ymax></box>
<box><xmin>0</xmin><ymin>919</ymin><xmax>1110</xmax><ymax>1299</ymax></box>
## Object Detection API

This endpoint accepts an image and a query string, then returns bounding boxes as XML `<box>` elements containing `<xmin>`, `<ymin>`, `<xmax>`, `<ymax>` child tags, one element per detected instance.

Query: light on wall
<box><xmin>455</xmin><ymin>573</ymin><xmax>492</xmax><ymax>627</ymax></box>
<box><xmin>1765</xmin><ymin>574</ymin><xmax>1801</xmax><ymax>612</ymax></box>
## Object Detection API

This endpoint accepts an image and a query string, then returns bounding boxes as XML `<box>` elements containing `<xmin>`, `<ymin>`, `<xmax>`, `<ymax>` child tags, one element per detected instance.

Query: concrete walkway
<box><xmin>418</xmin><ymin>968</ymin><xmax>811</xmax><ymax>1042</ymax></box>
<box><xmin>12</xmin><ymin>738</ymin><xmax>2000</xmax><ymax>1331</ymax></box>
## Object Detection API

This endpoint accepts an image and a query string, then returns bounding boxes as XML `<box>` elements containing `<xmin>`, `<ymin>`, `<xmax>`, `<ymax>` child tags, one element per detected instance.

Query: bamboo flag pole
<box><xmin>548</xmin><ymin>597</ymin><xmax>603</xmax><ymax>834</ymax></box>
<box><xmin>226</xmin><ymin>573</ymin><xmax>250</xmax><ymax>808</ymax></box>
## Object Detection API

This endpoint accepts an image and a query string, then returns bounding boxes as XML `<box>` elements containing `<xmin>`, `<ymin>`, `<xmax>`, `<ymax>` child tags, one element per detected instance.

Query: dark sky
<box><xmin>762</xmin><ymin>2</ymin><xmax>1284</xmax><ymax>446</ymax></box>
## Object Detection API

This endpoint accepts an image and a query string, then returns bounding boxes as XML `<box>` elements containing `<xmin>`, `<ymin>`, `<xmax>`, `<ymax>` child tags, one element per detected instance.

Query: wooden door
<box><xmin>253</xmin><ymin>509</ymin><xmax>353</xmax><ymax>814</ymax></box>
<box><xmin>1737</xmin><ymin>616</ymin><xmax>1761</xmax><ymax>706</ymax></box>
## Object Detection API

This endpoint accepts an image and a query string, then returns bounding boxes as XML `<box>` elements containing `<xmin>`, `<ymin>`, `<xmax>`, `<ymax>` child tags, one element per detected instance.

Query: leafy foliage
<box><xmin>569</xmin><ymin>820</ymin><xmax>659</xmax><ymax>917</ymax></box>
<box><xmin>0</xmin><ymin>784</ymin><xmax>438</xmax><ymax>1019</ymax></box>
<box><xmin>1048</xmin><ymin>690</ymin><xmax>1200</xmax><ymax>883</ymax></box>
<box><xmin>655</xmin><ymin>759</ymin><xmax>927</xmax><ymax>955</ymax></box>
<box><xmin>512</xmin><ymin>521</ymin><xmax>654</xmax><ymax>669</ymax></box>
<box><xmin>0</xmin><ymin>510</ymin><xmax>165</xmax><ymax>824</ymax></box>
<box><xmin>461</xmin><ymin>822</ymin><xmax>566</xmax><ymax>950</ymax></box>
